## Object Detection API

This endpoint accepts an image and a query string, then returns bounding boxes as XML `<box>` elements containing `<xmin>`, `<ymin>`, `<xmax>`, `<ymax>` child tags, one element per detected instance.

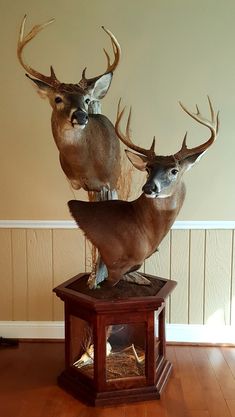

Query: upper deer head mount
<box><xmin>17</xmin><ymin>15</ymin><xmax>121</xmax><ymax>193</ymax></box>
<box><xmin>69</xmin><ymin>97</ymin><xmax>219</xmax><ymax>286</ymax></box>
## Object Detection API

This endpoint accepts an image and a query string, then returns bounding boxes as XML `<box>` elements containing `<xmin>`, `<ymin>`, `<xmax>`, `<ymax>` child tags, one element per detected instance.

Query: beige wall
<box><xmin>1</xmin><ymin>0</ymin><xmax>235</xmax><ymax>220</ymax></box>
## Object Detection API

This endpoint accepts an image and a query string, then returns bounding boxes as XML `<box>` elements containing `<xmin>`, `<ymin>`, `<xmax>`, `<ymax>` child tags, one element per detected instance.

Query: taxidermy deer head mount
<box><xmin>68</xmin><ymin>97</ymin><xmax>219</xmax><ymax>286</ymax></box>
<box><xmin>17</xmin><ymin>15</ymin><xmax>121</xmax><ymax>194</ymax></box>
<box><xmin>116</xmin><ymin>97</ymin><xmax>219</xmax><ymax>199</ymax></box>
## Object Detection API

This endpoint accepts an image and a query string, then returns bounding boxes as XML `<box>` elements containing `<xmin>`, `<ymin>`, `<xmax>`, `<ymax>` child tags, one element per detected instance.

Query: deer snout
<box><xmin>71</xmin><ymin>109</ymin><xmax>88</xmax><ymax>127</ymax></box>
<box><xmin>142</xmin><ymin>182</ymin><xmax>159</xmax><ymax>197</ymax></box>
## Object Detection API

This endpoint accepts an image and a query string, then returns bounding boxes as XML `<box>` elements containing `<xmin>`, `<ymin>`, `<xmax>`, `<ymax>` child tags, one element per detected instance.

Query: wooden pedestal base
<box><xmin>58</xmin><ymin>359</ymin><xmax>172</xmax><ymax>406</ymax></box>
<box><xmin>54</xmin><ymin>273</ymin><xmax>176</xmax><ymax>406</ymax></box>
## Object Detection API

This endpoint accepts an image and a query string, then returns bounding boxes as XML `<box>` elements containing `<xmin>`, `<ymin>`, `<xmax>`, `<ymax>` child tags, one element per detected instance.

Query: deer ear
<box><xmin>125</xmin><ymin>150</ymin><xmax>148</xmax><ymax>171</ymax></box>
<box><xmin>26</xmin><ymin>74</ymin><xmax>52</xmax><ymax>99</ymax></box>
<box><xmin>180</xmin><ymin>151</ymin><xmax>206</xmax><ymax>172</ymax></box>
<box><xmin>90</xmin><ymin>73</ymin><xmax>113</xmax><ymax>100</ymax></box>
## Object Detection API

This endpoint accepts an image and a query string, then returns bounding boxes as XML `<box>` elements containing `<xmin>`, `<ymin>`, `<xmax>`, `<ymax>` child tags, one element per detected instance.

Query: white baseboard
<box><xmin>1</xmin><ymin>322</ymin><xmax>235</xmax><ymax>344</ymax></box>
<box><xmin>0</xmin><ymin>321</ymin><xmax>65</xmax><ymax>339</ymax></box>
<box><xmin>166</xmin><ymin>324</ymin><xmax>235</xmax><ymax>344</ymax></box>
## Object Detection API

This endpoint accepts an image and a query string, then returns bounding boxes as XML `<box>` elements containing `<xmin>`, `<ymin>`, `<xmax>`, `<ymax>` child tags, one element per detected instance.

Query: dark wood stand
<box><xmin>54</xmin><ymin>273</ymin><xmax>176</xmax><ymax>406</ymax></box>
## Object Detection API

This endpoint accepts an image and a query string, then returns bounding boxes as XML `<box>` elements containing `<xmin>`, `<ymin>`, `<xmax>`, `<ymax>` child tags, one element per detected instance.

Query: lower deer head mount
<box><xmin>69</xmin><ymin>97</ymin><xmax>219</xmax><ymax>286</ymax></box>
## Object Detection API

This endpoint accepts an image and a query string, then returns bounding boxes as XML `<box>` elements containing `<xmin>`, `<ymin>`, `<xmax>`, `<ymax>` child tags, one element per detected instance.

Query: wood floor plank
<box><xmin>123</xmin><ymin>403</ymin><xmax>146</xmax><ymax>417</ymax></box>
<box><xmin>146</xmin><ymin>399</ymin><xmax>167</xmax><ymax>417</ymax></box>
<box><xmin>166</xmin><ymin>346</ymin><xmax>180</xmax><ymax>378</ymax></box>
<box><xmin>222</xmin><ymin>348</ymin><xmax>235</xmax><ymax>379</ymax></box>
<box><xmin>43</xmin><ymin>387</ymin><xmax>87</xmax><ymax>417</ymax></box>
<box><xmin>206</xmin><ymin>347</ymin><xmax>235</xmax><ymax>400</ymax></box>
<box><xmin>46</xmin><ymin>393</ymin><xmax>87</xmax><ymax>417</ymax></box>
<box><xmin>163</xmin><ymin>376</ymin><xmax>188</xmax><ymax>417</ymax></box>
<box><xmin>203</xmin><ymin>389</ymin><xmax>231</xmax><ymax>417</ymax></box>
<box><xmin>190</xmin><ymin>346</ymin><xmax>221</xmax><ymax>391</ymax></box>
<box><xmin>0</xmin><ymin>342</ymin><xmax>65</xmax><ymax>417</ymax></box>
<box><xmin>0</xmin><ymin>393</ymin><xmax>25</xmax><ymax>417</ymax></box>
<box><xmin>88</xmin><ymin>405</ymin><xmax>125</xmax><ymax>417</ymax></box>
<box><xmin>189</xmin><ymin>346</ymin><xmax>233</xmax><ymax>416</ymax></box>
<box><xmin>17</xmin><ymin>387</ymin><xmax>66</xmax><ymax>417</ymax></box>
<box><xmin>175</xmin><ymin>346</ymin><xmax>207</xmax><ymax>411</ymax></box>
<box><xmin>186</xmin><ymin>412</ymin><xmax>210</xmax><ymax>417</ymax></box>
<box><xmin>226</xmin><ymin>400</ymin><xmax>235</xmax><ymax>417</ymax></box>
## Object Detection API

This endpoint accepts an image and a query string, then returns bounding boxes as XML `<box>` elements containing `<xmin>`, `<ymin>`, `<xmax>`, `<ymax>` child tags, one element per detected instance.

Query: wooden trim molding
<box><xmin>1</xmin><ymin>322</ymin><xmax>235</xmax><ymax>344</ymax></box>
<box><xmin>0</xmin><ymin>220</ymin><xmax>77</xmax><ymax>229</ymax></box>
<box><xmin>0</xmin><ymin>220</ymin><xmax>235</xmax><ymax>229</ymax></box>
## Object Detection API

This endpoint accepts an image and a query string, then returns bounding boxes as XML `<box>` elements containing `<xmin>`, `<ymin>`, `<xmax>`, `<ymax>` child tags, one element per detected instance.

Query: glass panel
<box><xmin>155</xmin><ymin>310</ymin><xmax>160</xmax><ymax>360</ymax></box>
<box><xmin>106</xmin><ymin>323</ymin><xmax>146</xmax><ymax>380</ymax></box>
<box><xmin>155</xmin><ymin>311</ymin><xmax>159</xmax><ymax>340</ymax></box>
<box><xmin>70</xmin><ymin>315</ymin><xmax>94</xmax><ymax>379</ymax></box>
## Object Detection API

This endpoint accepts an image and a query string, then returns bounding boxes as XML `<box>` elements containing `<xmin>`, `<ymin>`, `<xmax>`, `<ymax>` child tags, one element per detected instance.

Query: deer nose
<box><xmin>71</xmin><ymin>109</ymin><xmax>88</xmax><ymax>126</ymax></box>
<box><xmin>142</xmin><ymin>182</ymin><xmax>158</xmax><ymax>195</ymax></box>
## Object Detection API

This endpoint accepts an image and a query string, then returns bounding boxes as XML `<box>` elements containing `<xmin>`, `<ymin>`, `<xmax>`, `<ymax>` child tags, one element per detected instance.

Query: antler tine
<box><xmin>126</xmin><ymin>106</ymin><xmax>132</xmax><ymax>140</ymax></box>
<box><xmin>79</xmin><ymin>26</ymin><xmax>121</xmax><ymax>88</ymax></box>
<box><xmin>115</xmin><ymin>99</ymin><xmax>132</xmax><ymax>147</ymax></box>
<box><xmin>17</xmin><ymin>15</ymin><xmax>60</xmax><ymax>87</ymax></box>
<box><xmin>102</xmin><ymin>26</ymin><xmax>121</xmax><ymax>73</ymax></box>
<box><xmin>115</xmin><ymin>100</ymin><xmax>156</xmax><ymax>158</ymax></box>
<box><xmin>207</xmin><ymin>95</ymin><xmax>220</xmax><ymax>134</ymax></box>
<box><xmin>176</xmin><ymin>96</ymin><xmax>219</xmax><ymax>160</ymax></box>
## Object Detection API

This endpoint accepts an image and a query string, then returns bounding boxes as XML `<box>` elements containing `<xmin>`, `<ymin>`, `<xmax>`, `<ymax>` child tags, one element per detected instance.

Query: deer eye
<box><xmin>55</xmin><ymin>96</ymin><xmax>63</xmax><ymax>104</ymax></box>
<box><xmin>171</xmin><ymin>168</ymin><xmax>179</xmax><ymax>176</ymax></box>
<box><xmin>85</xmin><ymin>98</ymin><xmax>90</xmax><ymax>105</ymax></box>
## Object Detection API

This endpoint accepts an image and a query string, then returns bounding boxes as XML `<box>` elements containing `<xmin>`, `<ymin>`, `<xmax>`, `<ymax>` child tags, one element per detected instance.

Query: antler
<box><xmin>175</xmin><ymin>96</ymin><xmax>219</xmax><ymax>160</ymax></box>
<box><xmin>78</xmin><ymin>26</ymin><xmax>121</xmax><ymax>89</ymax></box>
<box><xmin>115</xmin><ymin>99</ymin><xmax>156</xmax><ymax>158</ymax></box>
<box><xmin>17</xmin><ymin>15</ymin><xmax>60</xmax><ymax>87</ymax></box>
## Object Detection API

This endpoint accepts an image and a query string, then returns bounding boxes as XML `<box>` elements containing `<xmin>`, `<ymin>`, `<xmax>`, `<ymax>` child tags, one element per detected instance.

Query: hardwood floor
<box><xmin>1</xmin><ymin>342</ymin><xmax>235</xmax><ymax>417</ymax></box>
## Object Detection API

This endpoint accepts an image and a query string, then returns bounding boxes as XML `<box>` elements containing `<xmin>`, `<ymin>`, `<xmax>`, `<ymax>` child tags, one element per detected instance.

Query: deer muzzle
<box><xmin>71</xmin><ymin>109</ymin><xmax>88</xmax><ymax>127</ymax></box>
<box><xmin>142</xmin><ymin>182</ymin><xmax>159</xmax><ymax>198</ymax></box>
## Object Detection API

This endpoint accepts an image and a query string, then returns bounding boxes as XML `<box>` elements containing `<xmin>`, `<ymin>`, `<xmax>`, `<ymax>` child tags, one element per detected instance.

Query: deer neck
<box><xmin>51</xmin><ymin>115</ymin><xmax>88</xmax><ymax>149</ymax></box>
<box><xmin>133</xmin><ymin>182</ymin><xmax>186</xmax><ymax>245</ymax></box>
